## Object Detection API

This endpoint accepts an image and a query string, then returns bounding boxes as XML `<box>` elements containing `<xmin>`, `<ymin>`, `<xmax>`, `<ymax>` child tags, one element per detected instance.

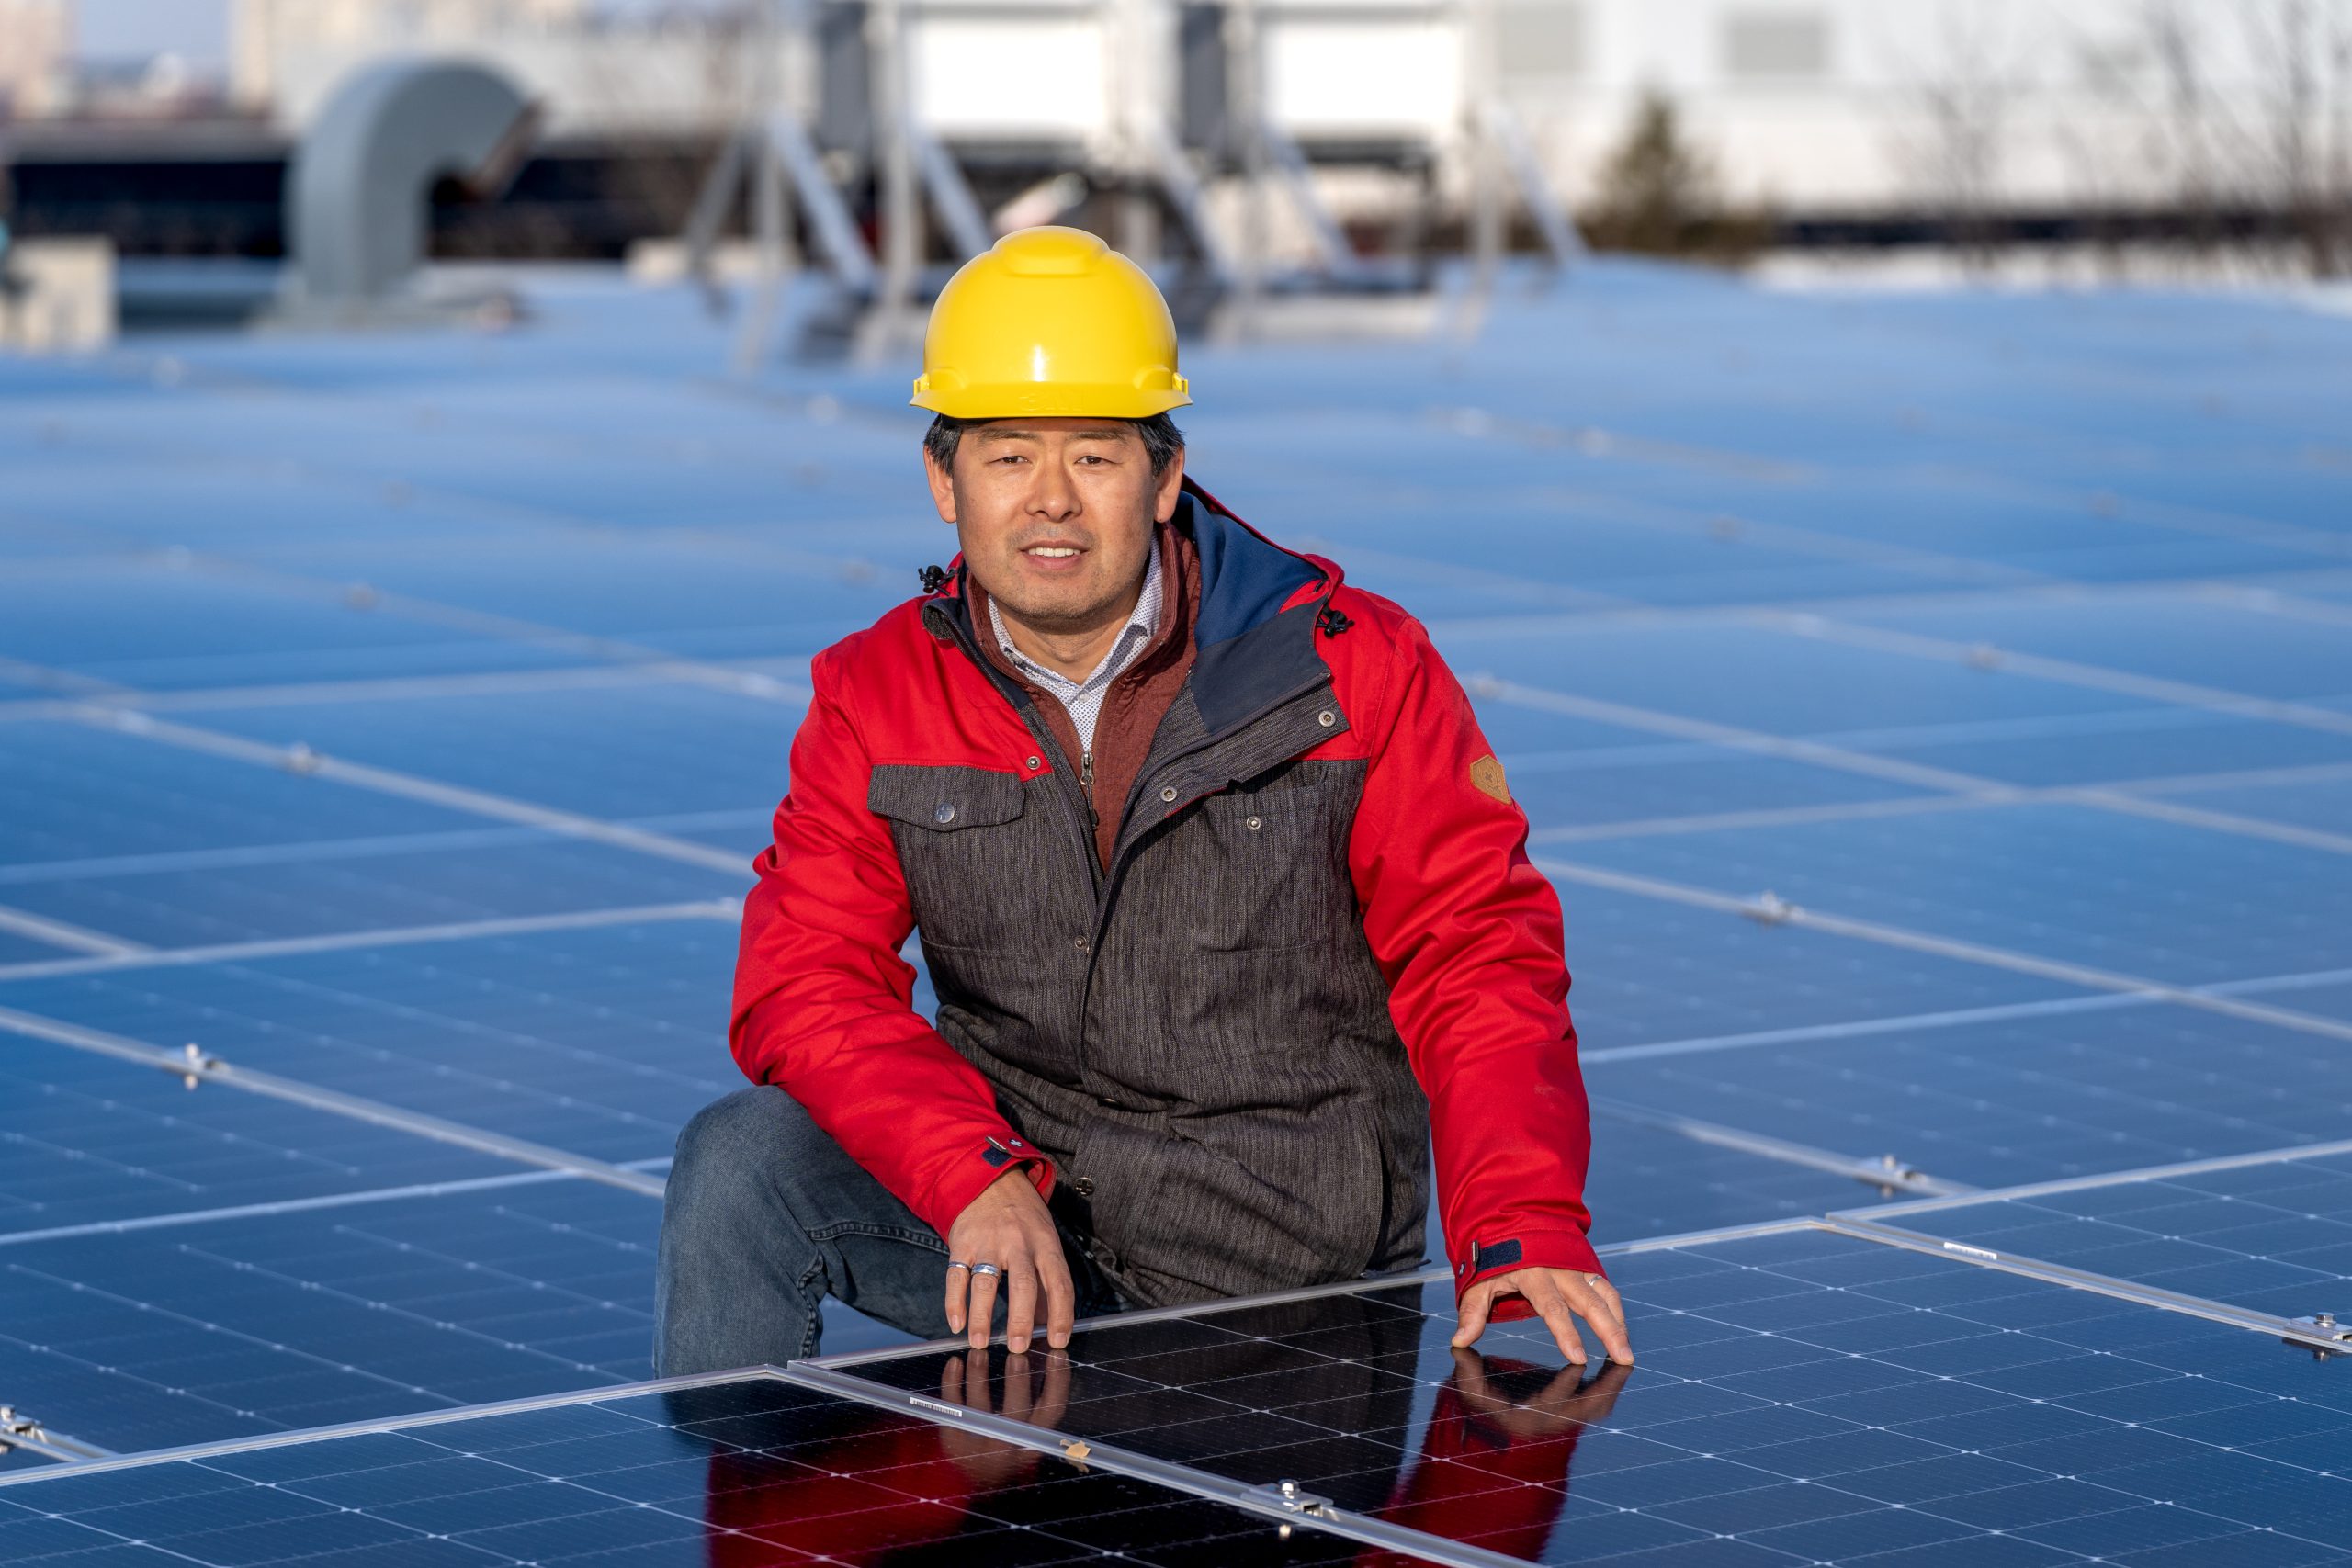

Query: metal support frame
<box><xmin>910</xmin><ymin>126</ymin><xmax>992</xmax><ymax>261</ymax></box>
<box><xmin>0</xmin><ymin>1409</ymin><xmax>113</xmax><ymax>1466</ymax></box>
<box><xmin>1852</xmin><ymin>1136</ymin><xmax>2352</xmax><ymax>1220</ymax></box>
<box><xmin>1477</xmin><ymin>101</ymin><xmax>1585</xmax><ymax>268</ymax></box>
<box><xmin>1820</xmin><ymin>1215</ymin><xmax>2352</xmax><ymax>1357</ymax></box>
<box><xmin>1256</xmin><ymin>118</ymin><xmax>1369</xmax><ymax>285</ymax></box>
<box><xmin>1136</xmin><ymin>114</ymin><xmax>1238</xmax><ymax>288</ymax></box>
<box><xmin>1592</xmin><ymin>1097</ymin><xmax>1974</xmax><ymax>1200</ymax></box>
<box><xmin>0</xmin><ymin>1005</ymin><xmax>668</xmax><ymax>1199</ymax></box>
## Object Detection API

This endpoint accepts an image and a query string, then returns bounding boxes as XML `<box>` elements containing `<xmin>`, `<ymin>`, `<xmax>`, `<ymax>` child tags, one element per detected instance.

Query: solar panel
<box><xmin>0</xmin><ymin>918</ymin><xmax>740</xmax><ymax>1162</ymax></box>
<box><xmin>0</xmin><ymin>1374</ymin><xmax>1366</xmax><ymax>1568</ymax></box>
<box><xmin>0</xmin><ymin>717</ymin><xmax>485</xmax><ymax>868</ymax></box>
<box><xmin>820</xmin><ymin>1227</ymin><xmax>2352</xmax><ymax>1565</ymax></box>
<box><xmin>0</xmin><ymin>1177</ymin><xmax>663</xmax><ymax>1450</ymax></box>
<box><xmin>6</xmin><ymin>251</ymin><xmax>2352</xmax><ymax>1568</ymax></box>
<box><xmin>0</xmin><ymin>1034</ymin><xmax>517</xmax><ymax>1235</ymax></box>
<box><xmin>1553</xmin><ymin>882</ymin><xmax>2097</xmax><ymax>1052</ymax></box>
<box><xmin>1584</xmin><ymin>1002</ymin><xmax>2352</xmax><ymax>1189</ymax></box>
<box><xmin>1886</xmin><ymin>1151</ymin><xmax>2352</xmax><ymax>1323</ymax></box>
<box><xmin>0</xmin><ymin>836</ymin><xmax>736</xmax><ymax>949</ymax></box>
<box><xmin>179</xmin><ymin>682</ymin><xmax>799</xmax><ymax>822</ymax></box>
<box><xmin>1550</xmin><ymin>800</ymin><xmax>2350</xmax><ymax>986</ymax></box>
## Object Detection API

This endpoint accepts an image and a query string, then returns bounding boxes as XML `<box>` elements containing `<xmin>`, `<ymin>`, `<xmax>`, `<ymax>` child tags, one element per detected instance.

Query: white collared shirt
<box><xmin>988</xmin><ymin>541</ymin><xmax>1164</xmax><ymax>753</ymax></box>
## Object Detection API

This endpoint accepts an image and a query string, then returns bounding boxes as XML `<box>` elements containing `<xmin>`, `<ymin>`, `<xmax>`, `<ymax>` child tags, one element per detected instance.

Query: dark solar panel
<box><xmin>0</xmin><ymin>1374</ymin><xmax>1364</xmax><ymax>1568</ymax></box>
<box><xmin>824</xmin><ymin>1228</ymin><xmax>2352</xmax><ymax>1565</ymax></box>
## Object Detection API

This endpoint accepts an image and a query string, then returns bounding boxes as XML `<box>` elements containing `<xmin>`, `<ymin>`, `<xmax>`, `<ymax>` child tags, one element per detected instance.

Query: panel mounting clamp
<box><xmin>1250</xmin><ymin>1479</ymin><xmax>1337</xmax><ymax>1518</ymax></box>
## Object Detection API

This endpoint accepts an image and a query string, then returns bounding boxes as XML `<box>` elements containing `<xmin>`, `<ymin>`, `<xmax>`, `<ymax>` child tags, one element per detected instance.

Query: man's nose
<box><xmin>1027</xmin><ymin>461</ymin><xmax>1081</xmax><ymax>519</ymax></box>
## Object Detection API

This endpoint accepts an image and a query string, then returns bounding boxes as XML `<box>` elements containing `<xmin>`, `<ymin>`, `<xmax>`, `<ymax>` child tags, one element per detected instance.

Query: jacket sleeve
<box><xmin>731</xmin><ymin>649</ymin><xmax>1053</xmax><ymax>1238</ymax></box>
<box><xmin>1346</xmin><ymin>615</ymin><xmax>1601</xmax><ymax>1315</ymax></box>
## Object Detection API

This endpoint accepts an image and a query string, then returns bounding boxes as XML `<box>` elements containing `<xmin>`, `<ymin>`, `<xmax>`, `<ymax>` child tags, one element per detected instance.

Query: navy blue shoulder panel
<box><xmin>1182</xmin><ymin>489</ymin><xmax>1323</xmax><ymax>652</ymax></box>
<box><xmin>1177</xmin><ymin>485</ymin><xmax>1335</xmax><ymax>737</ymax></box>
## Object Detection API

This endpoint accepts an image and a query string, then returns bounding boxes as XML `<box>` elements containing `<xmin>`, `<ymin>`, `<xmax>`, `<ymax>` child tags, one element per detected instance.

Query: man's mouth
<box><xmin>1023</xmin><ymin>545</ymin><xmax>1083</xmax><ymax>559</ymax></box>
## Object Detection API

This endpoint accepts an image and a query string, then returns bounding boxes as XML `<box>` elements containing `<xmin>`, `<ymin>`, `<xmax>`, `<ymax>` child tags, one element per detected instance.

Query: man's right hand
<box><xmin>944</xmin><ymin>1168</ymin><xmax>1077</xmax><ymax>1353</ymax></box>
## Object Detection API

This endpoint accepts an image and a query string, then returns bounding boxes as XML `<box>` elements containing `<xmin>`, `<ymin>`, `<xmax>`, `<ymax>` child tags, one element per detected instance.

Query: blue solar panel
<box><xmin>0</xmin><ymin>719</ymin><xmax>484</xmax><ymax>868</ymax></box>
<box><xmin>0</xmin><ymin>1178</ymin><xmax>663</xmax><ymax>1450</ymax></box>
<box><xmin>6</xmin><ymin>260</ymin><xmax>2352</xmax><ymax>1567</ymax></box>
<box><xmin>0</xmin><ymin>1035</ymin><xmax>515</xmax><ymax>1235</ymax></box>
<box><xmin>180</xmin><ymin>683</ymin><xmax>798</xmax><ymax>822</ymax></box>
<box><xmin>1894</xmin><ymin>1153</ymin><xmax>2352</xmax><ymax>1321</ymax></box>
<box><xmin>0</xmin><ymin>837</ymin><xmax>736</xmax><ymax>948</ymax></box>
<box><xmin>1552</xmin><ymin>882</ymin><xmax>2097</xmax><ymax>1052</ymax></box>
<box><xmin>1551</xmin><ymin>800</ymin><xmax>2349</xmax><ymax>985</ymax></box>
<box><xmin>0</xmin><ymin>919</ymin><xmax>741</xmax><ymax>1163</ymax></box>
<box><xmin>1585</xmin><ymin>1002</ymin><xmax>2352</xmax><ymax>1189</ymax></box>
<box><xmin>0</xmin><ymin>1375</ymin><xmax>1356</xmax><ymax>1568</ymax></box>
<box><xmin>826</xmin><ymin>1227</ymin><xmax>2352</xmax><ymax>1565</ymax></box>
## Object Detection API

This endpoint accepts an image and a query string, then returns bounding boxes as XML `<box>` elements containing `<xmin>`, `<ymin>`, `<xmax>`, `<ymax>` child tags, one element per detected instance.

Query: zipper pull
<box><xmin>1080</xmin><ymin>749</ymin><xmax>1099</xmax><ymax>827</ymax></box>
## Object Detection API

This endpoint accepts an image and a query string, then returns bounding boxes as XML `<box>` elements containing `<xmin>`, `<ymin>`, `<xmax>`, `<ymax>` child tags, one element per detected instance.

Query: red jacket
<box><xmin>732</xmin><ymin>480</ymin><xmax>1601</xmax><ymax>1307</ymax></box>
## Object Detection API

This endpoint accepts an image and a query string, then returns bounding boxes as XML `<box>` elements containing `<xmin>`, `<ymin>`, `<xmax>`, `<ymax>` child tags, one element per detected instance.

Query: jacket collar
<box><xmin>922</xmin><ymin>479</ymin><xmax>1340</xmax><ymax>740</ymax></box>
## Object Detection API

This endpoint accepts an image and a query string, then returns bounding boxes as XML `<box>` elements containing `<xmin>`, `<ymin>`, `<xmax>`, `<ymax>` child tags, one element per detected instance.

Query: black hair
<box><xmin>922</xmin><ymin>412</ymin><xmax>1186</xmax><ymax>479</ymax></box>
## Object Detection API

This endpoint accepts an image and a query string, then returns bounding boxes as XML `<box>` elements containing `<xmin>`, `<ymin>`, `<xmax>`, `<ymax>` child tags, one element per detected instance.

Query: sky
<box><xmin>74</xmin><ymin>0</ymin><xmax>230</xmax><ymax>65</ymax></box>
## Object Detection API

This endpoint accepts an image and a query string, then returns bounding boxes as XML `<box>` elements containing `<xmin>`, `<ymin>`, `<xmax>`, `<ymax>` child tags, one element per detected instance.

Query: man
<box><xmin>656</xmin><ymin>226</ymin><xmax>1631</xmax><ymax>1373</ymax></box>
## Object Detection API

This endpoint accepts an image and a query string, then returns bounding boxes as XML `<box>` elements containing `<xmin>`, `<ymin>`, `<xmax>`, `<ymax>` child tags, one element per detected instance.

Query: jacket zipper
<box><xmin>1080</xmin><ymin>748</ymin><xmax>1097</xmax><ymax>831</ymax></box>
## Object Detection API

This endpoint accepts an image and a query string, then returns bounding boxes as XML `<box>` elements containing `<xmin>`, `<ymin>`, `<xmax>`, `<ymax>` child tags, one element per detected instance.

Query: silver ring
<box><xmin>968</xmin><ymin>1262</ymin><xmax>1004</xmax><ymax>1279</ymax></box>
<box><xmin>944</xmin><ymin>1260</ymin><xmax>971</xmax><ymax>1272</ymax></box>
<box><xmin>1583</xmin><ymin>1273</ymin><xmax>1609</xmax><ymax>1289</ymax></box>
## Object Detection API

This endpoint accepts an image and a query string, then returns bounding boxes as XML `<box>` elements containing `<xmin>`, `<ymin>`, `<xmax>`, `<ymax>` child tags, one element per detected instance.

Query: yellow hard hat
<box><xmin>910</xmin><ymin>226</ymin><xmax>1192</xmax><ymax>419</ymax></box>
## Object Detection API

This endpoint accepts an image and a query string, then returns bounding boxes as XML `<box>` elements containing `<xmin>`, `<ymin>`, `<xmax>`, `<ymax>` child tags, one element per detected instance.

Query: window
<box><xmin>1722</xmin><ymin>7</ymin><xmax>1831</xmax><ymax>82</ymax></box>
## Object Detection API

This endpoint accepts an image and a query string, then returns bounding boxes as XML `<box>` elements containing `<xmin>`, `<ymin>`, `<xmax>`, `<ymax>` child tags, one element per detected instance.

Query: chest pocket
<box><xmin>870</xmin><ymin>764</ymin><xmax>1039</xmax><ymax>953</ymax></box>
<box><xmin>1171</xmin><ymin>766</ymin><xmax>1361</xmax><ymax>953</ymax></box>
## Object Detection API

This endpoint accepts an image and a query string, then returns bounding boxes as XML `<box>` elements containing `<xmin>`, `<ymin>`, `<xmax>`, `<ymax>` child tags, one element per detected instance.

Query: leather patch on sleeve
<box><xmin>1469</xmin><ymin>754</ymin><xmax>1511</xmax><ymax>804</ymax></box>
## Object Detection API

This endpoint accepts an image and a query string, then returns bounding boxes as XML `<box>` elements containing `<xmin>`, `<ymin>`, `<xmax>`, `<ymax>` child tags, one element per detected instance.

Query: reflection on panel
<box><xmin>842</xmin><ymin>1230</ymin><xmax>2352</xmax><ymax>1564</ymax></box>
<box><xmin>0</xmin><ymin>1375</ymin><xmax>1352</xmax><ymax>1568</ymax></box>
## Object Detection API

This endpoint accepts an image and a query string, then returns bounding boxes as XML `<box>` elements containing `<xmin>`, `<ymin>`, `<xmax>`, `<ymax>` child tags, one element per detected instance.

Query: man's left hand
<box><xmin>1452</xmin><ymin>1267</ymin><xmax>1634</xmax><ymax>1366</ymax></box>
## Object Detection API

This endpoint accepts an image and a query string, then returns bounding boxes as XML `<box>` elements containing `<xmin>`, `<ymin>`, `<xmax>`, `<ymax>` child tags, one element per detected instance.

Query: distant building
<box><xmin>0</xmin><ymin>0</ymin><xmax>73</xmax><ymax>119</ymax></box>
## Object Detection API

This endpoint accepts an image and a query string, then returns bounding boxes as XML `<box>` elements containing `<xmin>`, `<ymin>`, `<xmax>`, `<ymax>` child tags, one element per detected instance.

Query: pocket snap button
<box><xmin>1317</xmin><ymin>710</ymin><xmax>1337</xmax><ymax>728</ymax></box>
<box><xmin>1025</xmin><ymin>755</ymin><xmax>1041</xmax><ymax>769</ymax></box>
<box><xmin>1246</xmin><ymin>815</ymin><xmax>1262</xmax><ymax>831</ymax></box>
<box><xmin>933</xmin><ymin>803</ymin><xmax>957</xmax><ymax>825</ymax></box>
<box><xmin>1159</xmin><ymin>786</ymin><xmax>1178</xmax><ymax>803</ymax></box>
<box><xmin>1071</xmin><ymin>1176</ymin><xmax>1097</xmax><ymax>1198</ymax></box>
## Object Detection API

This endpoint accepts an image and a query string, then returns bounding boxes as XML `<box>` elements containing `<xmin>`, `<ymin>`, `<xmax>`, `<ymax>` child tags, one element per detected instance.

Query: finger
<box><xmin>944</xmin><ymin>1258</ymin><xmax>969</xmax><ymax>1337</ymax></box>
<box><xmin>999</xmin><ymin>1348</ymin><xmax>1033</xmax><ymax>1424</ymax></box>
<box><xmin>1006</xmin><ymin>1249</ymin><xmax>1040</xmax><ymax>1355</ymax></box>
<box><xmin>1451</xmin><ymin>1280</ymin><xmax>1496</xmax><ymax>1348</ymax></box>
<box><xmin>1565</xmin><ymin>1275</ymin><xmax>1635</xmax><ymax>1365</ymax></box>
<box><xmin>962</xmin><ymin>1348</ymin><xmax>994</xmax><ymax>1416</ymax></box>
<box><xmin>1526</xmin><ymin>1274</ymin><xmax>1589</xmax><ymax>1366</ymax></box>
<box><xmin>967</xmin><ymin>1264</ymin><xmax>1002</xmax><ymax>1348</ymax></box>
<box><xmin>1042</xmin><ymin>1246</ymin><xmax>1079</xmax><ymax>1350</ymax></box>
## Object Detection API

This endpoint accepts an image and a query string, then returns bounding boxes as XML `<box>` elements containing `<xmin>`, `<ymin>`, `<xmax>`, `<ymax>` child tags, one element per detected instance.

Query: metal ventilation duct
<box><xmin>288</xmin><ymin>59</ymin><xmax>538</xmax><ymax>308</ymax></box>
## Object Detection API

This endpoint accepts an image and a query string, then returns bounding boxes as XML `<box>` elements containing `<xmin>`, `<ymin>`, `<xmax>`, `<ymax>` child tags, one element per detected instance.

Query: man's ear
<box><xmin>924</xmin><ymin>446</ymin><xmax>958</xmax><ymax>525</ymax></box>
<box><xmin>1153</xmin><ymin>446</ymin><xmax>1186</xmax><ymax>524</ymax></box>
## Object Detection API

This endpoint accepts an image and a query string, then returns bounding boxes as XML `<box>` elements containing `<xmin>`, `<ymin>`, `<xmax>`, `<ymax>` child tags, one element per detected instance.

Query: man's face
<box><xmin>926</xmin><ymin>419</ymin><xmax>1184</xmax><ymax>636</ymax></box>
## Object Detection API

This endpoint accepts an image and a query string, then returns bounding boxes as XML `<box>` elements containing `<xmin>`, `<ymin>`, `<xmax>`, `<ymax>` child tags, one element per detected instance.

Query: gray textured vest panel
<box><xmin>870</xmin><ymin>682</ymin><xmax>1430</xmax><ymax>1307</ymax></box>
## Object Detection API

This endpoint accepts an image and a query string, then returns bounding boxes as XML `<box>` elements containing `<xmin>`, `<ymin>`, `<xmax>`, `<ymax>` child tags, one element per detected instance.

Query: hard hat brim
<box><xmin>909</xmin><ymin>382</ymin><xmax>1193</xmax><ymax>420</ymax></box>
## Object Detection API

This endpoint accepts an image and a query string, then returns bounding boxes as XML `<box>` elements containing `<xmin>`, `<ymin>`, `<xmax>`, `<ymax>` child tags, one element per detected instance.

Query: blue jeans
<box><xmin>654</xmin><ymin>1086</ymin><xmax>1125</xmax><ymax>1375</ymax></box>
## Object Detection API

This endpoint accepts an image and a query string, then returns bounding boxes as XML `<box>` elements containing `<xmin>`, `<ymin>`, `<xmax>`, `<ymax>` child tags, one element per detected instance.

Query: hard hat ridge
<box><xmin>910</xmin><ymin>226</ymin><xmax>1192</xmax><ymax>420</ymax></box>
